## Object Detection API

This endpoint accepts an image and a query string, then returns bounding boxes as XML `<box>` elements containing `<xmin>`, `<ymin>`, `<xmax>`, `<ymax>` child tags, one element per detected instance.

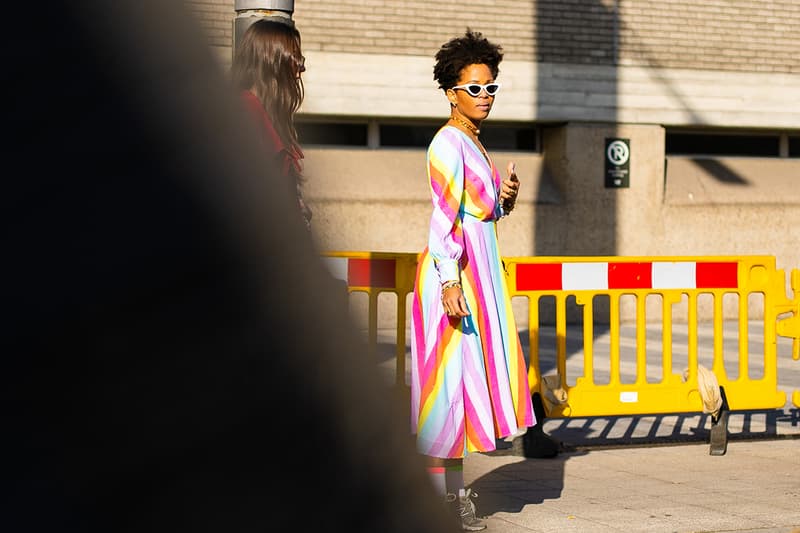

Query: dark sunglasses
<box><xmin>451</xmin><ymin>83</ymin><xmax>501</xmax><ymax>97</ymax></box>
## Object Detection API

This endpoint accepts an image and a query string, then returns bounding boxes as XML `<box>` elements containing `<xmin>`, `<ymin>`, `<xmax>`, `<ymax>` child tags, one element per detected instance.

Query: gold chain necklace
<box><xmin>450</xmin><ymin>115</ymin><xmax>480</xmax><ymax>135</ymax></box>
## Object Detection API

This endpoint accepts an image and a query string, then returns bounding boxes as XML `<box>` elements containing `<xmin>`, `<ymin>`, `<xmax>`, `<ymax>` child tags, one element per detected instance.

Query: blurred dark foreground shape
<box><xmin>0</xmin><ymin>2</ymin><xmax>456</xmax><ymax>531</ymax></box>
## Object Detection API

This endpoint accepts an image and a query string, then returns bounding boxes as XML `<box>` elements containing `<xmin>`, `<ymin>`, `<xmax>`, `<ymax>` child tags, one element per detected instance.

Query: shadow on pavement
<box><xmin>469</xmin><ymin>449</ymin><xmax>587</xmax><ymax>515</ymax></box>
<box><xmin>467</xmin><ymin>407</ymin><xmax>799</xmax><ymax>518</ymax></box>
<box><xmin>543</xmin><ymin>408</ymin><xmax>800</xmax><ymax>449</ymax></box>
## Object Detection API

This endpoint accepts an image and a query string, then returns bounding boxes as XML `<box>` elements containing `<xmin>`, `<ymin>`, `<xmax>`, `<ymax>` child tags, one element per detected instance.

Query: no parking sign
<box><xmin>605</xmin><ymin>138</ymin><xmax>630</xmax><ymax>188</ymax></box>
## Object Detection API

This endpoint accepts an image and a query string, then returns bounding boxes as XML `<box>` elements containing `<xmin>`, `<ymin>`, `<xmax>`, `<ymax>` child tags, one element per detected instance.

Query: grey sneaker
<box><xmin>446</xmin><ymin>489</ymin><xmax>486</xmax><ymax>531</ymax></box>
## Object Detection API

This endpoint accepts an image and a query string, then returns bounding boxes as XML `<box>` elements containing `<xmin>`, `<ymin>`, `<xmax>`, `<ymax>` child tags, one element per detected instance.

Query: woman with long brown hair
<box><xmin>231</xmin><ymin>17</ymin><xmax>312</xmax><ymax>229</ymax></box>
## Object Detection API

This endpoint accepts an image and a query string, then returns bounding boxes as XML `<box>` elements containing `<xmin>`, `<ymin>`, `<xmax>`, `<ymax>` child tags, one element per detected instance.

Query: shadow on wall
<box><xmin>689</xmin><ymin>158</ymin><xmax>749</xmax><ymax>184</ymax></box>
<box><xmin>535</xmin><ymin>0</ymin><xmax>620</xmax><ymax>258</ymax></box>
<box><xmin>531</xmin><ymin>3</ymin><xmax>755</xmax><ymax>259</ymax></box>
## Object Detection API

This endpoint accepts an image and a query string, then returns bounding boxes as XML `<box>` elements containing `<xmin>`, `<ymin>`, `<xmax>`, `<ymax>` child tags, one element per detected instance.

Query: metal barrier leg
<box><xmin>709</xmin><ymin>386</ymin><xmax>730</xmax><ymax>456</ymax></box>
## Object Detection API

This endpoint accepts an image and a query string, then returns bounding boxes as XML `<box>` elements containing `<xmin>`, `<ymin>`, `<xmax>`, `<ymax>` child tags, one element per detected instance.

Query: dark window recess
<box><xmin>297</xmin><ymin>122</ymin><xmax>367</xmax><ymax>146</ymax></box>
<box><xmin>480</xmin><ymin>125</ymin><xmax>538</xmax><ymax>151</ymax></box>
<box><xmin>296</xmin><ymin>121</ymin><xmax>539</xmax><ymax>150</ymax></box>
<box><xmin>516</xmin><ymin>128</ymin><xmax>539</xmax><ymax>151</ymax></box>
<box><xmin>380</xmin><ymin>124</ymin><xmax>439</xmax><ymax>147</ymax></box>
<box><xmin>789</xmin><ymin>136</ymin><xmax>800</xmax><ymax>158</ymax></box>
<box><xmin>666</xmin><ymin>133</ymin><xmax>780</xmax><ymax>156</ymax></box>
<box><xmin>381</xmin><ymin>123</ymin><xmax>539</xmax><ymax>150</ymax></box>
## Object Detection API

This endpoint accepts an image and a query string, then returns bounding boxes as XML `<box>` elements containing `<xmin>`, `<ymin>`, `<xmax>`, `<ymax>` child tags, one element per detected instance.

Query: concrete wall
<box><xmin>305</xmin><ymin>122</ymin><xmax>800</xmax><ymax>271</ymax></box>
<box><xmin>296</xmin><ymin>54</ymin><xmax>800</xmax><ymax>128</ymax></box>
<box><xmin>303</xmin><ymin>147</ymin><xmax>556</xmax><ymax>256</ymax></box>
<box><xmin>185</xmin><ymin>0</ymin><xmax>800</xmax><ymax>325</ymax></box>
<box><xmin>304</xmin><ymin>120</ymin><xmax>800</xmax><ymax>325</ymax></box>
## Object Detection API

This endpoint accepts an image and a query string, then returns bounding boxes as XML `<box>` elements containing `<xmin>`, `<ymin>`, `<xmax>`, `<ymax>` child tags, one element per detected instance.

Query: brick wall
<box><xmin>618</xmin><ymin>0</ymin><xmax>800</xmax><ymax>73</ymax></box>
<box><xmin>185</xmin><ymin>0</ymin><xmax>235</xmax><ymax>47</ymax></box>
<box><xmin>184</xmin><ymin>0</ymin><xmax>800</xmax><ymax>73</ymax></box>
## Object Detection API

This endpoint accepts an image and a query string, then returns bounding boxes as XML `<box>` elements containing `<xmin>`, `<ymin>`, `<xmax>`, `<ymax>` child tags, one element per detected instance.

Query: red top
<box><xmin>239</xmin><ymin>90</ymin><xmax>311</xmax><ymax>227</ymax></box>
<box><xmin>240</xmin><ymin>90</ymin><xmax>304</xmax><ymax>176</ymax></box>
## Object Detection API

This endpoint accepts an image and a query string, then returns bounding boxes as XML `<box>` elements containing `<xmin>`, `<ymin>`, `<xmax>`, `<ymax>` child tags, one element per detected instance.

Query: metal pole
<box><xmin>232</xmin><ymin>0</ymin><xmax>295</xmax><ymax>58</ymax></box>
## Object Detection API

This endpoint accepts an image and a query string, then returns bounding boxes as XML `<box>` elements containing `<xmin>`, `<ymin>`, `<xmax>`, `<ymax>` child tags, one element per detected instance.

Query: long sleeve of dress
<box><xmin>426</xmin><ymin>130</ymin><xmax>465</xmax><ymax>284</ymax></box>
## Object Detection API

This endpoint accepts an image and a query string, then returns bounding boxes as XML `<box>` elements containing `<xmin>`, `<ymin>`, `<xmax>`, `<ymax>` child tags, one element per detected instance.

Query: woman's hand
<box><xmin>442</xmin><ymin>284</ymin><xmax>470</xmax><ymax>318</ymax></box>
<box><xmin>499</xmin><ymin>161</ymin><xmax>519</xmax><ymax>213</ymax></box>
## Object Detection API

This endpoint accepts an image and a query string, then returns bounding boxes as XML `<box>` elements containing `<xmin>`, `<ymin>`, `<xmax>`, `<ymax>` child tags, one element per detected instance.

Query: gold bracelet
<box><xmin>441</xmin><ymin>280</ymin><xmax>461</xmax><ymax>296</ymax></box>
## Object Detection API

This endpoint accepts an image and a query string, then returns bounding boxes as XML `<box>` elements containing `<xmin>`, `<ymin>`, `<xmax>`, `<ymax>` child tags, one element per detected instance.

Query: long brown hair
<box><xmin>231</xmin><ymin>19</ymin><xmax>304</xmax><ymax>159</ymax></box>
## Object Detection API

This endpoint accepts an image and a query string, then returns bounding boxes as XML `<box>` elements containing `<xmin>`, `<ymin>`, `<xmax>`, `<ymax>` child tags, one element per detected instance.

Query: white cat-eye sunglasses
<box><xmin>451</xmin><ymin>83</ymin><xmax>501</xmax><ymax>97</ymax></box>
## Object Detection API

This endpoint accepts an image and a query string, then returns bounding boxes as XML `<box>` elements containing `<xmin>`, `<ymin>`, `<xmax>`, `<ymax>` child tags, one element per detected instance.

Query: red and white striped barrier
<box><xmin>323</xmin><ymin>257</ymin><xmax>397</xmax><ymax>288</ymax></box>
<box><xmin>515</xmin><ymin>261</ymin><xmax>739</xmax><ymax>292</ymax></box>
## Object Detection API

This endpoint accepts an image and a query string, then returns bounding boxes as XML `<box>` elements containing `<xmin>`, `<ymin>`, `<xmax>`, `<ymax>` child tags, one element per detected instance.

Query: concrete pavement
<box><xmin>462</xmin><ymin>378</ymin><xmax>800</xmax><ymax>532</ymax></box>
<box><xmin>464</xmin><ymin>437</ymin><xmax>800</xmax><ymax>533</ymax></box>
<box><xmin>462</xmin><ymin>366</ymin><xmax>800</xmax><ymax>533</ymax></box>
<box><xmin>372</xmin><ymin>320</ymin><xmax>800</xmax><ymax>532</ymax></box>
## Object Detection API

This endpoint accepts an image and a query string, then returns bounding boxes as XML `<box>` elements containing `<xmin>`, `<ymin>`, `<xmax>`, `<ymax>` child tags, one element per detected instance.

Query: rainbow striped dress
<box><xmin>410</xmin><ymin>126</ymin><xmax>535</xmax><ymax>459</ymax></box>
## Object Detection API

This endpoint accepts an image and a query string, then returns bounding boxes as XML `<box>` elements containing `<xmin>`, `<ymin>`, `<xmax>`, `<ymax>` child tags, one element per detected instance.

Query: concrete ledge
<box><xmin>296</xmin><ymin>51</ymin><xmax>800</xmax><ymax>128</ymax></box>
<box><xmin>665</xmin><ymin>156</ymin><xmax>800</xmax><ymax>205</ymax></box>
<box><xmin>304</xmin><ymin>147</ymin><xmax>561</xmax><ymax>204</ymax></box>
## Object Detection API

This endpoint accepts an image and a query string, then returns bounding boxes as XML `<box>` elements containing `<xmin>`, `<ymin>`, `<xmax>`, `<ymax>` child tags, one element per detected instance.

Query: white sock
<box><xmin>426</xmin><ymin>466</ymin><xmax>447</xmax><ymax>496</ymax></box>
<box><xmin>445</xmin><ymin>464</ymin><xmax>465</xmax><ymax>496</ymax></box>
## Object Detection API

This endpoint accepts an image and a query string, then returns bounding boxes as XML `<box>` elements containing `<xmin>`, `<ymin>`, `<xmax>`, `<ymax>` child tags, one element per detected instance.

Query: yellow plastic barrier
<box><xmin>322</xmin><ymin>251</ymin><xmax>419</xmax><ymax>387</ymax></box>
<box><xmin>506</xmin><ymin>256</ymin><xmax>800</xmax><ymax>416</ymax></box>
<box><xmin>322</xmin><ymin>252</ymin><xmax>800</xmax><ymax>414</ymax></box>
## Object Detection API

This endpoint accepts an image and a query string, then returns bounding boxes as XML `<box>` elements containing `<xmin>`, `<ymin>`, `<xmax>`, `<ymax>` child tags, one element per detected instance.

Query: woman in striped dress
<box><xmin>410</xmin><ymin>29</ymin><xmax>536</xmax><ymax>531</ymax></box>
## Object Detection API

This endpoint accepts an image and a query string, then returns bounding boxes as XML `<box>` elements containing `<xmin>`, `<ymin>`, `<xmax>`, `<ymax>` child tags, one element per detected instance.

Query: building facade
<box><xmin>186</xmin><ymin>0</ymin><xmax>800</xmax><ymax>320</ymax></box>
